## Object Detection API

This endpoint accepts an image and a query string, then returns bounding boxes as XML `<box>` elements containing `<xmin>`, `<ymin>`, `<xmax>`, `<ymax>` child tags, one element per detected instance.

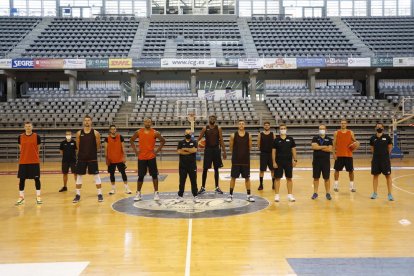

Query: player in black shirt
<box><xmin>257</xmin><ymin>121</ymin><xmax>276</xmax><ymax>190</ymax></box>
<box><xmin>272</xmin><ymin>123</ymin><xmax>297</xmax><ymax>202</ymax></box>
<box><xmin>369</xmin><ymin>123</ymin><xmax>393</xmax><ymax>201</ymax></box>
<box><xmin>175</xmin><ymin>129</ymin><xmax>200</xmax><ymax>203</ymax></box>
<box><xmin>311</xmin><ymin>124</ymin><xmax>333</xmax><ymax>200</ymax></box>
<box><xmin>59</xmin><ymin>130</ymin><xmax>77</xmax><ymax>192</ymax></box>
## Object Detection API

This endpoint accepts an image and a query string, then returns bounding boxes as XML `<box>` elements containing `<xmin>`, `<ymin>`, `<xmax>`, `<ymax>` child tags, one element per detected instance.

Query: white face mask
<box><xmin>66</xmin><ymin>135</ymin><xmax>72</xmax><ymax>140</ymax></box>
<box><xmin>280</xmin><ymin>129</ymin><xmax>287</xmax><ymax>135</ymax></box>
<box><xmin>319</xmin><ymin>130</ymin><xmax>326</xmax><ymax>136</ymax></box>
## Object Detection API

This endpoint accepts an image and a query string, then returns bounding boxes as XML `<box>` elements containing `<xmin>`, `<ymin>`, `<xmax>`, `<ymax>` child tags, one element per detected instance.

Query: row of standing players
<box><xmin>15</xmin><ymin>115</ymin><xmax>394</xmax><ymax>205</ymax></box>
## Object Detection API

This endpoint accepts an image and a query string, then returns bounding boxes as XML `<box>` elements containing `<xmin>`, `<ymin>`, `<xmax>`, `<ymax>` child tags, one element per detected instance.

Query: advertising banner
<box><xmin>297</xmin><ymin>58</ymin><xmax>326</xmax><ymax>68</ymax></box>
<box><xmin>325</xmin><ymin>57</ymin><xmax>348</xmax><ymax>67</ymax></box>
<box><xmin>109</xmin><ymin>58</ymin><xmax>133</xmax><ymax>69</ymax></box>
<box><xmin>34</xmin><ymin>59</ymin><xmax>64</xmax><ymax>69</ymax></box>
<box><xmin>86</xmin><ymin>58</ymin><xmax>109</xmax><ymax>69</ymax></box>
<box><xmin>12</xmin><ymin>58</ymin><xmax>34</xmax><ymax>69</ymax></box>
<box><xmin>347</xmin><ymin>58</ymin><xmax>371</xmax><ymax>67</ymax></box>
<box><xmin>132</xmin><ymin>59</ymin><xmax>161</xmax><ymax>68</ymax></box>
<box><xmin>161</xmin><ymin>58</ymin><xmax>216</xmax><ymax>68</ymax></box>
<box><xmin>393</xmin><ymin>57</ymin><xmax>414</xmax><ymax>67</ymax></box>
<box><xmin>0</xmin><ymin>59</ymin><xmax>12</xmax><ymax>69</ymax></box>
<box><xmin>371</xmin><ymin>57</ymin><xmax>393</xmax><ymax>67</ymax></box>
<box><xmin>262</xmin><ymin>58</ymin><xmax>297</xmax><ymax>70</ymax></box>
<box><xmin>216</xmin><ymin>58</ymin><xmax>238</xmax><ymax>68</ymax></box>
<box><xmin>63</xmin><ymin>59</ymin><xmax>86</xmax><ymax>69</ymax></box>
<box><xmin>238</xmin><ymin>58</ymin><xmax>262</xmax><ymax>69</ymax></box>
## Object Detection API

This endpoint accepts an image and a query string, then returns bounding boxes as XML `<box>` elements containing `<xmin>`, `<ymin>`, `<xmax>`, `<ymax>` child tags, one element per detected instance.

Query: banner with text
<box><xmin>371</xmin><ymin>57</ymin><xmax>393</xmax><ymax>67</ymax></box>
<box><xmin>262</xmin><ymin>58</ymin><xmax>297</xmax><ymax>70</ymax></box>
<box><xmin>347</xmin><ymin>58</ymin><xmax>371</xmax><ymax>67</ymax></box>
<box><xmin>216</xmin><ymin>58</ymin><xmax>238</xmax><ymax>68</ymax></box>
<box><xmin>325</xmin><ymin>57</ymin><xmax>348</xmax><ymax>67</ymax></box>
<box><xmin>297</xmin><ymin>58</ymin><xmax>326</xmax><ymax>68</ymax></box>
<box><xmin>393</xmin><ymin>57</ymin><xmax>414</xmax><ymax>67</ymax></box>
<box><xmin>12</xmin><ymin>58</ymin><xmax>34</xmax><ymax>69</ymax></box>
<box><xmin>86</xmin><ymin>58</ymin><xmax>109</xmax><ymax>69</ymax></box>
<box><xmin>109</xmin><ymin>58</ymin><xmax>133</xmax><ymax>69</ymax></box>
<box><xmin>132</xmin><ymin>59</ymin><xmax>161</xmax><ymax>68</ymax></box>
<box><xmin>238</xmin><ymin>58</ymin><xmax>262</xmax><ymax>69</ymax></box>
<box><xmin>0</xmin><ymin>59</ymin><xmax>12</xmax><ymax>69</ymax></box>
<box><xmin>161</xmin><ymin>58</ymin><xmax>216</xmax><ymax>68</ymax></box>
<box><xmin>34</xmin><ymin>59</ymin><xmax>64</xmax><ymax>69</ymax></box>
<box><xmin>63</xmin><ymin>59</ymin><xmax>86</xmax><ymax>69</ymax></box>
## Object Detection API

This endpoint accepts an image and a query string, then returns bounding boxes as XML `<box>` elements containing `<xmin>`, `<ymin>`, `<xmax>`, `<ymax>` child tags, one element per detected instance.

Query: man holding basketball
<box><xmin>333</xmin><ymin>119</ymin><xmax>359</xmax><ymax>193</ymax></box>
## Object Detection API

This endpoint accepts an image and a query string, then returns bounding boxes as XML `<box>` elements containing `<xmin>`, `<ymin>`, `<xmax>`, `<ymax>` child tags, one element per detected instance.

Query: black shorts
<box><xmin>203</xmin><ymin>147</ymin><xmax>223</xmax><ymax>169</ymax></box>
<box><xmin>274</xmin><ymin>160</ymin><xmax>293</xmax><ymax>179</ymax></box>
<box><xmin>108</xmin><ymin>162</ymin><xmax>127</xmax><ymax>174</ymax></box>
<box><xmin>138</xmin><ymin>158</ymin><xmax>158</xmax><ymax>178</ymax></box>
<box><xmin>18</xmin><ymin>164</ymin><xmax>40</xmax><ymax>179</ymax></box>
<box><xmin>231</xmin><ymin>165</ymin><xmax>250</xmax><ymax>179</ymax></box>
<box><xmin>62</xmin><ymin>162</ymin><xmax>76</xmax><ymax>174</ymax></box>
<box><xmin>371</xmin><ymin>157</ymin><xmax>391</xmax><ymax>176</ymax></box>
<box><xmin>76</xmin><ymin>161</ymin><xmax>99</xmax><ymax>175</ymax></box>
<box><xmin>334</xmin><ymin>157</ymin><xmax>354</xmax><ymax>172</ymax></box>
<box><xmin>313</xmin><ymin>159</ymin><xmax>331</xmax><ymax>180</ymax></box>
<box><xmin>260</xmin><ymin>152</ymin><xmax>274</xmax><ymax>172</ymax></box>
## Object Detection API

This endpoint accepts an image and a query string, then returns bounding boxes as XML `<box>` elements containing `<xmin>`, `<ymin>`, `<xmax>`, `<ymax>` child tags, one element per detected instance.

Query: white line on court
<box><xmin>185</xmin><ymin>219</ymin><xmax>193</xmax><ymax>276</ymax></box>
<box><xmin>392</xmin><ymin>174</ymin><xmax>414</xmax><ymax>195</ymax></box>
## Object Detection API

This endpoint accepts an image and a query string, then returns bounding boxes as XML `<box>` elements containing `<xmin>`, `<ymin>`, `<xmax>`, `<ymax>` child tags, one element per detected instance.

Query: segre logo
<box><xmin>12</xmin><ymin>59</ymin><xmax>34</xmax><ymax>68</ymax></box>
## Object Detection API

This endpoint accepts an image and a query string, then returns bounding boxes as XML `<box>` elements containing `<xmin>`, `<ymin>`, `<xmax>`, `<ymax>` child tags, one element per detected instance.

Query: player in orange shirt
<box><xmin>333</xmin><ymin>119</ymin><xmax>359</xmax><ymax>193</ymax></box>
<box><xmin>16</xmin><ymin>121</ymin><xmax>42</xmax><ymax>205</ymax></box>
<box><xmin>130</xmin><ymin>118</ymin><xmax>165</xmax><ymax>201</ymax></box>
<box><xmin>104</xmin><ymin>125</ymin><xmax>132</xmax><ymax>195</ymax></box>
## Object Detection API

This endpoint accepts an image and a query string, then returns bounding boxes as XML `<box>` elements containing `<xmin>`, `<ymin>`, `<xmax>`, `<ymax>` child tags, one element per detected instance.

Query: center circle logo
<box><xmin>112</xmin><ymin>192</ymin><xmax>269</xmax><ymax>219</ymax></box>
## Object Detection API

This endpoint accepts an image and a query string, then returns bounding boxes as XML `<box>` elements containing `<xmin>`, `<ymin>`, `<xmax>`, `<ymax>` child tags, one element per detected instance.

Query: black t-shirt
<box><xmin>104</xmin><ymin>135</ymin><xmax>125</xmax><ymax>143</ymax></box>
<box><xmin>60</xmin><ymin>139</ymin><xmax>77</xmax><ymax>163</ymax></box>
<box><xmin>177</xmin><ymin>139</ymin><xmax>197</xmax><ymax>167</ymax></box>
<box><xmin>273</xmin><ymin>135</ymin><xmax>296</xmax><ymax>161</ymax></box>
<box><xmin>312</xmin><ymin>135</ymin><xmax>333</xmax><ymax>160</ymax></box>
<box><xmin>370</xmin><ymin>134</ymin><xmax>392</xmax><ymax>157</ymax></box>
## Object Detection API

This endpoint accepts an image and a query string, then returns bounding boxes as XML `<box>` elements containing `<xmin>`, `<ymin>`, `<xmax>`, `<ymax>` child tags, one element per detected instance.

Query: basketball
<box><xmin>198</xmin><ymin>139</ymin><xmax>206</xmax><ymax>149</ymax></box>
<box><xmin>349</xmin><ymin>141</ymin><xmax>360</xmax><ymax>151</ymax></box>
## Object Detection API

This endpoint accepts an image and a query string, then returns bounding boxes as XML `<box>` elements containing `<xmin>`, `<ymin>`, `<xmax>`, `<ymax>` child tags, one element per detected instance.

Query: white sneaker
<box><xmin>174</xmin><ymin>196</ymin><xmax>183</xmax><ymax>203</ymax></box>
<box><xmin>134</xmin><ymin>192</ymin><xmax>142</xmax><ymax>201</ymax></box>
<box><xmin>109</xmin><ymin>189</ymin><xmax>116</xmax><ymax>195</ymax></box>
<box><xmin>225</xmin><ymin>195</ymin><xmax>233</xmax><ymax>202</ymax></box>
<box><xmin>154</xmin><ymin>192</ymin><xmax>160</xmax><ymax>201</ymax></box>
<box><xmin>193</xmin><ymin>196</ymin><xmax>200</xmax><ymax>203</ymax></box>
<box><xmin>333</xmin><ymin>183</ymin><xmax>339</xmax><ymax>192</ymax></box>
<box><xmin>125</xmin><ymin>188</ymin><xmax>132</xmax><ymax>194</ymax></box>
<box><xmin>246</xmin><ymin>195</ymin><xmax>255</xmax><ymax>202</ymax></box>
<box><xmin>274</xmin><ymin>194</ymin><xmax>280</xmax><ymax>202</ymax></box>
<box><xmin>288</xmin><ymin>194</ymin><xmax>296</xmax><ymax>202</ymax></box>
<box><xmin>350</xmin><ymin>184</ymin><xmax>356</xmax><ymax>192</ymax></box>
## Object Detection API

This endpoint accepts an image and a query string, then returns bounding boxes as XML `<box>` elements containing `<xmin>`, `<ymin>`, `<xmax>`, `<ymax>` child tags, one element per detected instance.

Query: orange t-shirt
<box><xmin>336</xmin><ymin>130</ymin><xmax>353</xmax><ymax>157</ymax></box>
<box><xmin>18</xmin><ymin>133</ymin><xmax>40</xmax><ymax>164</ymax></box>
<box><xmin>137</xmin><ymin>128</ymin><xmax>156</xmax><ymax>160</ymax></box>
<box><xmin>106</xmin><ymin>134</ymin><xmax>124</xmax><ymax>164</ymax></box>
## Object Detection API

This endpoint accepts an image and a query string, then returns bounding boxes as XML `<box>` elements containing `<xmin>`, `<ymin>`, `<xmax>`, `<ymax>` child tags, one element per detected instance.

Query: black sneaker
<box><xmin>311</xmin><ymin>193</ymin><xmax>318</xmax><ymax>200</ymax></box>
<box><xmin>326</xmin><ymin>193</ymin><xmax>332</xmax><ymax>200</ymax></box>
<box><xmin>72</xmin><ymin>194</ymin><xmax>81</xmax><ymax>203</ymax></box>
<box><xmin>59</xmin><ymin>186</ymin><xmax>68</xmax><ymax>192</ymax></box>
<box><xmin>198</xmin><ymin>187</ymin><xmax>206</xmax><ymax>195</ymax></box>
<box><xmin>258</xmin><ymin>184</ymin><xmax>263</xmax><ymax>191</ymax></box>
<box><xmin>98</xmin><ymin>194</ymin><xmax>104</xmax><ymax>202</ymax></box>
<box><xmin>215</xmin><ymin>187</ymin><xmax>224</xmax><ymax>194</ymax></box>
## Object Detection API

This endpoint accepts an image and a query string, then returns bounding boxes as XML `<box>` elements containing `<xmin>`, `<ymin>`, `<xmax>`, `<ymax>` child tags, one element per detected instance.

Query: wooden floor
<box><xmin>1</xmin><ymin>158</ymin><xmax>414</xmax><ymax>275</ymax></box>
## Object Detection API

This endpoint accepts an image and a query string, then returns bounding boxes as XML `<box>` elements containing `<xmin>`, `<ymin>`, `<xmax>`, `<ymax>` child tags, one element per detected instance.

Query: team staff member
<box><xmin>369</xmin><ymin>123</ymin><xmax>394</xmax><ymax>201</ymax></box>
<box><xmin>73</xmin><ymin>115</ymin><xmax>103</xmax><ymax>203</ymax></box>
<box><xmin>333</xmin><ymin>119</ymin><xmax>359</xmax><ymax>193</ymax></box>
<box><xmin>311</xmin><ymin>124</ymin><xmax>333</xmax><ymax>200</ymax></box>
<box><xmin>257</xmin><ymin>121</ymin><xmax>276</xmax><ymax>190</ymax></box>
<box><xmin>59</xmin><ymin>130</ymin><xmax>77</xmax><ymax>192</ymax></box>
<box><xmin>130</xmin><ymin>118</ymin><xmax>165</xmax><ymax>202</ymax></box>
<box><xmin>197</xmin><ymin>115</ymin><xmax>227</xmax><ymax>195</ymax></box>
<box><xmin>226</xmin><ymin>120</ymin><xmax>255</xmax><ymax>202</ymax></box>
<box><xmin>175</xmin><ymin>129</ymin><xmax>200</xmax><ymax>203</ymax></box>
<box><xmin>272</xmin><ymin>123</ymin><xmax>297</xmax><ymax>202</ymax></box>
<box><xmin>16</xmin><ymin>121</ymin><xmax>42</xmax><ymax>205</ymax></box>
<box><xmin>104</xmin><ymin>125</ymin><xmax>132</xmax><ymax>195</ymax></box>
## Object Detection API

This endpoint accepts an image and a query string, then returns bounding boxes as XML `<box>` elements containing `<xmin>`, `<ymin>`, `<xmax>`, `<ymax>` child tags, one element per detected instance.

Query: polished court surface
<box><xmin>0</xmin><ymin>158</ymin><xmax>413</xmax><ymax>275</ymax></box>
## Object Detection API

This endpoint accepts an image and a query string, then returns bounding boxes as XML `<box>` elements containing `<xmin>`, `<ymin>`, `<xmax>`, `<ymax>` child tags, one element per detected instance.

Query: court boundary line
<box><xmin>185</xmin><ymin>219</ymin><xmax>193</xmax><ymax>276</ymax></box>
<box><xmin>392</xmin><ymin>174</ymin><xmax>414</xmax><ymax>196</ymax></box>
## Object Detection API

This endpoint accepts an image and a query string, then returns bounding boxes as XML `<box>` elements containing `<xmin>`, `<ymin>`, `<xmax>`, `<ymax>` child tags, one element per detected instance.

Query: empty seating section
<box><xmin>23</xmin><ymin>17</ymin><xmax>139</xmax><ymax>58</ymax></box>
<box><xmin>146</xmin><ymin>81</ymin><xmax>195</xmax><ymax>98</ymax></box>
<box><xmin>0</xmin><ymin>98</ymin><xmax>121</xmax><ymax>127</ymax></box>
<box><xmin>265</xmin><ymin>96</ymin><xmax>392</xmax><ymax>125</ymax></box>
<box><xmin>379</xmin><ymin>79</ymin><xmax>414</xmax><ymax>112</ymax></box>
<box><xmin>26</xmin><ymin>88</ymin><xmax>121</xmax><ymax>99</ymax></box>
<box><xmin>248</xmin><ymin>18</ymin><xmax>359</xmax><ymax>57</ymax></box>
<box><xmin>342</xmin><ymin>17</ymin><xmax>414</xmax><ymax>56</ymax></box>
<box><xmin>206</xmin><ymin>99</ymin><xmax>258</xmax><ymax>124</ymax></box>
<box><xmin>0</xmin><ymin>17</ymin><xmax>40</xmax><ymax>57</ymax></box>
<box><xmin>142</xmin><ymin>20</ymin><xmax>244</xmax><ymax>58</ymax></box>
